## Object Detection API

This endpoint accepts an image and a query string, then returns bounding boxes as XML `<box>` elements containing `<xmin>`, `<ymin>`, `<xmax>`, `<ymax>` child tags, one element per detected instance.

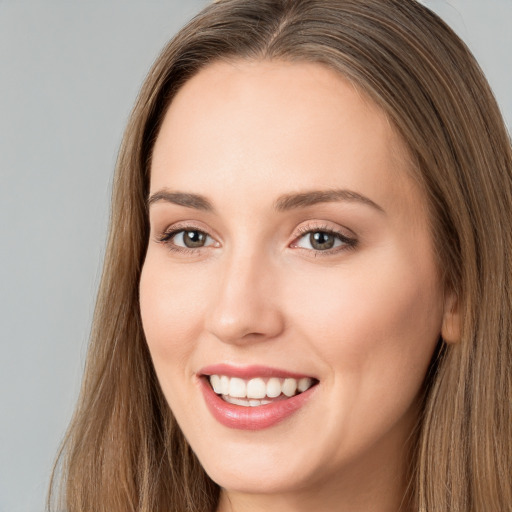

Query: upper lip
<box><xmin>199</xmin><ymin>363</ymin><xmax>317</xmax><ymax>380</ymax></box>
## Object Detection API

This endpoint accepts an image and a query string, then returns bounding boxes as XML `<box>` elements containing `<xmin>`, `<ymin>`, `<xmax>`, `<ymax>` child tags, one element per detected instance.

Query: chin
<box><xmin>201</xmin><ymin>458</ymin><xmax>313</xmax><ymax>496</ymax></box>
<box><xmin>185</xmin><ymin>427</ymin><xmax>328</xmax><ymax>497</ymax></box>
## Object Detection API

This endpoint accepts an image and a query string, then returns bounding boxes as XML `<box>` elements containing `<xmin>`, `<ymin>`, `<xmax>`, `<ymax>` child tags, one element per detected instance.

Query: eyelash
<box><xmin>293</xmin><ymin>223</ymin><xmax>358</xmax><ymax>255</ymax></box>
<box><xmin>156</xmin><ymin>223</ymin><xmax>358</xmax><ymax>256</ymax></box>
<box><xmin>156</xmin><ymin>224</ymin><xmax>215</xmax><ymax>255</ymax></box>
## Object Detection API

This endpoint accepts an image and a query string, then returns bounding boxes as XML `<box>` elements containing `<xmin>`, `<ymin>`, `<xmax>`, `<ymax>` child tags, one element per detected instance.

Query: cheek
<box><xmin>139</xmin><ymin>255</ymin><xmax>209</xmax><ymax>386</ymax></box>
<box><xmin>281</xmin><ymin>247</ymin><xmax>443</xmax><ymax>460</ymax></box>
<box><xmin>287</xmin><ymin>245</ymin><xmax>443</xmax><ymax>399</ymax></box>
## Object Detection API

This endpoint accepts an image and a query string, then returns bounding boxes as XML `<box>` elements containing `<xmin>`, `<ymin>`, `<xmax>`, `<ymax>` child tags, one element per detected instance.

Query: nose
<box><xmin>204</xmin><ymin>250</ymin><xmax>285</xmax><ymax>345</ymax></box>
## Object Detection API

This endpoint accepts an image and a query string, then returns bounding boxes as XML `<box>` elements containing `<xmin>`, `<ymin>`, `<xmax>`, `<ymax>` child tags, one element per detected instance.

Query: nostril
<box><xmin>206</xmin><ymin>313</ymin><xmax>285</xmax><ymax>346</ymax></box>
<box><xmin>204</xmin><ymin>266</ymin><xmax>285</xmax><ymax>344</ymax></box>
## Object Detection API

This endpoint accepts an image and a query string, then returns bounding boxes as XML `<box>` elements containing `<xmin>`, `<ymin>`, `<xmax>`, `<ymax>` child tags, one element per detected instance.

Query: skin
<box><xmin>140</xmin><ymin>60</ymin><xmax>458</xmax><ymax>512</ymax></box>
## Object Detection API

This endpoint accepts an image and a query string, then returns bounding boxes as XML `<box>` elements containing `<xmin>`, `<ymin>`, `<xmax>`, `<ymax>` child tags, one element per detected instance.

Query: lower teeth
<box><xmin>222</xmin><ymin>395</ymin><xmax>275</xmax><ymax>407</ymax></box>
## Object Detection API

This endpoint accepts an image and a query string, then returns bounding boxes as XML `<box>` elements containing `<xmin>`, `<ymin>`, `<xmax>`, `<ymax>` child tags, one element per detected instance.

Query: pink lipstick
<box><xmin>198</xmin><ymin>365</ymin><xmax>318</xmax><ymax>430</ymax></box>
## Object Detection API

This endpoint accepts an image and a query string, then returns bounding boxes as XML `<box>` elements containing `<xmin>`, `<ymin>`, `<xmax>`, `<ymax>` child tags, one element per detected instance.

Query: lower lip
<box><xmin>199</xmin><ymin>377</ymin><xmax>317</xmax><ymax>430</ymax></box>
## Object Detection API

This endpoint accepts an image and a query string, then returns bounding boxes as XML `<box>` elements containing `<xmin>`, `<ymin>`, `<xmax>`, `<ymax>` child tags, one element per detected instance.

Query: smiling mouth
<box><xmin>207</xmin><ymin>375</ymin><xmax>318</xmax><ymax>407</ymax></box>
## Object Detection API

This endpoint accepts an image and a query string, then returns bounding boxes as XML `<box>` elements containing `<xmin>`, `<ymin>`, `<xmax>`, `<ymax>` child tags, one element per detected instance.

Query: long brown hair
<box><xmin>49</xmin><ymin>1</ymin><xmax>512</xmax><ymax>510</ymax></box>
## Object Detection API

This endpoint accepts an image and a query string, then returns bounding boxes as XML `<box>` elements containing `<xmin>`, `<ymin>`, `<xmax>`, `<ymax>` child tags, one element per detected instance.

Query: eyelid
<box><xmin>155</xmin><ymin>220</ymin><xmax>218</xmax><ymax>240</ymax></box>
<box><xmin>293</xmin><ymin>220</ymin><xmax>356</xmax><ymax>239</ymax></box>
<box><xmin>290</xmin><ymin>221</ymin><xmax>358</xmax><ymax>254</ymax></box>
<box><xmin>155</xmin><ymin>221</ymin><xmax>220</xmax><ymax>253</ymax></box>
<box><xmin>293</xmin><ymin>220</ymin><xmax>357</xmax><ymax>240</ymax></box>
<box><xmin>152</xmin><ymin>219</ymin><xmax>357</xmax><ymax>255</ymax></box>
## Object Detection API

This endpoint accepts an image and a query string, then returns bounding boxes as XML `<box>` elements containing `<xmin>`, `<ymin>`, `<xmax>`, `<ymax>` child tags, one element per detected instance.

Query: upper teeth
<box><xmin>209</xmin><ymin>375</ymin><xmax>314</xmax><ymax>399</ymax></box>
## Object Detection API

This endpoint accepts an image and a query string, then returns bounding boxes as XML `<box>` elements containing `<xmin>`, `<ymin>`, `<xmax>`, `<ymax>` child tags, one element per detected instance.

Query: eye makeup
<box><xmin>291</xmin><ymin>222</ymin><xmax>358</xmax><ymax>256</ymax></box>
<box><xmin>155</xmin><ymin>222</ymin><xmax>218</xmax><ymax>255</ymax></box>
<box><xmin>154</xmin><ymin>219</ymin><xmax>358</xmax><ymax>257</ymax></box>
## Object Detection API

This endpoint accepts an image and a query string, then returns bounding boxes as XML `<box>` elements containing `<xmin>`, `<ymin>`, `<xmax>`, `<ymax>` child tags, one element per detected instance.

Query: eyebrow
<box><xmin>147</xmin><ymin>190</ymin><xmax>214</xmax><ymax>211</ymax></box>
<box><xmin>274</xmin><ymin>189</ymin><xmax>385</xmax><ymax>213</ymax></box>
<box><xmin>147</xmin><ymin>188</ymin><xmax>384</xmax><ymax>214</ymax></box>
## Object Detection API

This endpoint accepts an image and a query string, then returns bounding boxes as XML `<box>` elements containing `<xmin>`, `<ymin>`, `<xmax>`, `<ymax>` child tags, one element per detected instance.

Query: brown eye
<box><xmin>161</xmin><ymin>229</ymin><xmax>215</xmax><ymax>250</ymax></box>
<box><xmin>293</xmin><ymin>228</ymin><xmax>357</xmax><ymax>253</ymax></box>
<box><xmin>181</xmin><ymin>230</ymin><xmax>208</xmax><ymax>248</ymax></box>
<box><xmin>309</xmin><ymin>232</ymin><xmax>335</xmax><ymax>250</ymax></box>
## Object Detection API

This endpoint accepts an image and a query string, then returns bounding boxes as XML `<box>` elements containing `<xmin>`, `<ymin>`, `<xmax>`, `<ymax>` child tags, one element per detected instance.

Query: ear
<box><xmin>441</xmin><ymin>290</ymin><xmax>460</xmax><ymax>344</ymax></box>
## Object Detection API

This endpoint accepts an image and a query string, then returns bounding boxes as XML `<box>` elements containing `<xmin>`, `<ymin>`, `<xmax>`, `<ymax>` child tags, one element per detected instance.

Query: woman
<box><xmin>49</xmin><ymin>0</ymin><xmax>512</xmax><ymax>511</ymax></box>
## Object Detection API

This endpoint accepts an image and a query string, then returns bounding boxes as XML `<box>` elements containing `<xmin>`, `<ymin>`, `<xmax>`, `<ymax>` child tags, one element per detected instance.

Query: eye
<box><xmin>174</xmin><ymin>230</ymin><xmax>213</xmax><ymax>248</ymax></box>
<box><xmin>292</xmin><ymin>228</ymin><xmax>357</xmax><ymax>252</ymax></box>
<box><xmin>159</xmin><ymin>228</ymin><xmax>217</xmax><ymax>251</ymax></box>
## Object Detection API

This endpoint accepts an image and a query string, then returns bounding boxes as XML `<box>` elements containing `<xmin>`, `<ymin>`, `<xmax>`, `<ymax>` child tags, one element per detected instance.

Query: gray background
<box><xmin>0</xmin><ymin>1</ymin><xmax>510</xmax><ymax>511</ymax></box>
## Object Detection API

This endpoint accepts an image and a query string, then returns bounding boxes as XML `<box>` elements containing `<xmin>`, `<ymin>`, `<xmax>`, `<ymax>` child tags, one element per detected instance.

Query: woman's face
<box><xmin>140</xmin><ymin>60</ymin><xmax>452</xmax><ymax>506</ymax></box>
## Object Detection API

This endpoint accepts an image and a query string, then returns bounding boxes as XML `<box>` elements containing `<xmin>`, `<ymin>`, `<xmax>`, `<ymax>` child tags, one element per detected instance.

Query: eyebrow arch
<box><xmin>274</xmin><ymin>189</ymin><xmax>385</xmax><ymax>213</ymax></box>
<box><xmin>147</xmin><ymin>189</ymin><xmax>214</xmax><ymax>211</ymax></box>
<box><xmin>147</xmin><ymin>188</ymin><xmax>384</xmax><ymax>214</ymax></box>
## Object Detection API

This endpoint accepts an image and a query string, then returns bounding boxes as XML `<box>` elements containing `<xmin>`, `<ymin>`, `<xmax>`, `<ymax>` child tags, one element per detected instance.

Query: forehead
<box><xmin>150</xmin><ymin>59</ymin><xmax>424</xmax><ymax>221</ymax></box>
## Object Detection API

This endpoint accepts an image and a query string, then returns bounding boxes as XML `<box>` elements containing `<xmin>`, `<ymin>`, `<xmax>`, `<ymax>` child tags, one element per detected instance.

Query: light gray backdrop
<box><xmin>0</xmin><ymin>1</ymin><xmax>510</xmax><ymax>511</ymax></box>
